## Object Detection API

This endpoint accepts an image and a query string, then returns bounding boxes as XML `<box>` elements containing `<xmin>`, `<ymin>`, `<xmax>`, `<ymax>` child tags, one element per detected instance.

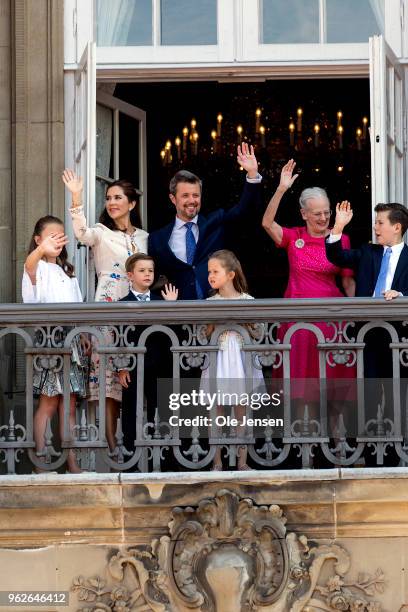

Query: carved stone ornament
<box><xmin>72</xmin><ymin>489</ymin><xmax>387</xmax><ymax>611</ymax></box>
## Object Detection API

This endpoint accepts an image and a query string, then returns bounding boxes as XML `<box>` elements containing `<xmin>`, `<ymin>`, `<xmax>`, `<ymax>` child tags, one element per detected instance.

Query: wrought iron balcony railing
<box><xmin>0</xmin><ymin>298</ymin><xmax>407</xmax><ymax>474</ymax></box>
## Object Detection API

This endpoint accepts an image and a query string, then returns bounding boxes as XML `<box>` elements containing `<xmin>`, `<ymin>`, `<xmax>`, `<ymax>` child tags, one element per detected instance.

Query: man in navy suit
<box><xmin>148</xmin><ymin>143</ymin><xmax>262</xmax><ymax>299</ymax></box>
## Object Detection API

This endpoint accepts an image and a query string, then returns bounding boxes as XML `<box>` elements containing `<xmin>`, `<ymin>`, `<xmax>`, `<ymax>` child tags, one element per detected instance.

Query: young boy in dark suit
<box><xmin>118</xmin><ymin>253</ymin><xmax>177</xmax><ymax>455</ymax></box>
<box><xmin>326</xmin><ymin>201</ymin><xmax>408</xmax><ymax>299</ymax></box>
<box><xmin>326</xmin><ymin>201</ymin><xmax>408</xmax><ymax>378</ymax></box>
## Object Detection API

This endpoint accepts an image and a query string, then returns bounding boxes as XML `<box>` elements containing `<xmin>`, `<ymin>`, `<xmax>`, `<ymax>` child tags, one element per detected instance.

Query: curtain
<box><xmin>368</xmin><ymin>0</ymin><xmax>385</xmax><ymax>33</ymax></box>
<box><xmin>97</xmin><ymin>0</ymin><xmax>135</xmax><ymax>46</ymax></box>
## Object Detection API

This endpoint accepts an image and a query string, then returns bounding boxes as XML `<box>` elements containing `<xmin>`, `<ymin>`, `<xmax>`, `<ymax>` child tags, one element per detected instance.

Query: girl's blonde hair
<box><xmin>209</xmin><ymin>249</ymin><xmax>248</xmax><ymax>294</ymax></box>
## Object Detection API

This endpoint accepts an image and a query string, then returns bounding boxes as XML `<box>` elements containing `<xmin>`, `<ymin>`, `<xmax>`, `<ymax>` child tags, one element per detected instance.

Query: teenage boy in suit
<box><xmin>148</xmin><ymin>142</ymin><xmax>262</xmax><ymax>300</ymax></box>
<box><xmin>326</xmin><ymin>201</ymin><xmax>408</xmax><ymax>298</ymax></box>
<box><xmin>326</xmin><ymin>201</ymin><xmax>408</xmax><ymax>378</ymax></box>
<box><xmin>118</xmin><ymin>253</ymin><xmax>178</xmax><ymax>455</ymax></box>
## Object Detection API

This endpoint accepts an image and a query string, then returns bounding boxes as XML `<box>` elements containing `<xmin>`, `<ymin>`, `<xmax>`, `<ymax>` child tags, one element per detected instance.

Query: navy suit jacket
<box><xmin>325</xmin><ymin>238</ymin><xmax>408</xmax><ymax>297</ymax></box>
<box><xmin>119</xmin><ymin>290</ymin><xmax>162</xmax><ymax>303</ymax></box>
<box><xmin>148</xmin><ymin>181</ymin><xmax>262</xmax><ymax>299</ymax></box>
<box><xmin>119</xmin><ymin>290</ymin><xmax>163</xmax><ymax>367</ymax></box>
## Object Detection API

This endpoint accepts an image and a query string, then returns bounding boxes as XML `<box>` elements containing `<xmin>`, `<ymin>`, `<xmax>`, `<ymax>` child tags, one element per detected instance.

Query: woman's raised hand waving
<box><xmin>62</xmin><ymin>169</ymin><xmax>83</xmax><ymax>207</ymax></box>
<box><xmin>279</xmin><ymin>159</ymin><xmax>299</xmax><ymax>192</ymax></box>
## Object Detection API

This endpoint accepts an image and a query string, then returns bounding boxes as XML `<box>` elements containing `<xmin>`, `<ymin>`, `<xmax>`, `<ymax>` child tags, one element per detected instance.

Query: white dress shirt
<box><xmin>168</xmin><ymin>215</ymin><xmax>199</xmax><ymax>263</ymax></box>
<box><xmin>131</xmin><ymin>289</ymin><xmax>151</xmax><ymax>301</ymax></box>
<box><xmin>328</xmin><ymin>232</ymin><xmax>405</xmax><ymax>294</ymax></box>
<box><xmin>168</xmin><ymin>173</ymin><xmax>262</xmax><ymax>263</ymax></box>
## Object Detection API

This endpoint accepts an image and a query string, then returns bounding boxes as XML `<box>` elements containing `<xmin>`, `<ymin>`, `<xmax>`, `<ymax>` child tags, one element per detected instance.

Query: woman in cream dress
<box><xmin>62</xmin><ymin>170</ymin><xmax>148</xmax><ymax>450</ymax></box>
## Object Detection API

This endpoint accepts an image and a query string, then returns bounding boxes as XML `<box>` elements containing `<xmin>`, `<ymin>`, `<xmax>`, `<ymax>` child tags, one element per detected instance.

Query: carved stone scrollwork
<box><xmin>72</xmin><ymin>489</ymin><xmax>387</xmax><ymax>611</ymax></box>
<box><xmin>167</xmin><ymin>490</ymin><xmax>289</xmax><ymax>610</ymax></box>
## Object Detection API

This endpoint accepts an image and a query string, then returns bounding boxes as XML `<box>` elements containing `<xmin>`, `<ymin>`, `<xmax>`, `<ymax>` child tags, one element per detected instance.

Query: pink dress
<box><xmin>277</xmin><ymin>226</ymin><xmax>355</xmax><ymax>400</ymax></box>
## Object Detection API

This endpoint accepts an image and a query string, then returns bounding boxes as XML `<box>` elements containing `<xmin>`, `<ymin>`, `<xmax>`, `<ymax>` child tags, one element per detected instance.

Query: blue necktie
<box><xmin>185</xmin><ymin>222</ymin><xmax>196</xmax><ymax>265</ymax></box>
<box><xmin>136</xmin><ymin>293</ymin><xmax>149</xmax><ymax>301</ymax></box>
<box><xmin>374</xmin><ymin>247</ymin><xmax>393</xmax><ymax>297</ymax></box>
<box><xmin>185</xmin><ymin>222</ymin><xmax>203</xmax><ymax>299</ymax></box>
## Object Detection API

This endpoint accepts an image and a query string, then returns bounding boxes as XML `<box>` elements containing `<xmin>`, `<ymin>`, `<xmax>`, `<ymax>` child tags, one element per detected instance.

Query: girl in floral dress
<box><xmin>62</xmin><ymin>170</ymin><xmax>148</xmax><ymax>451</ymax></box>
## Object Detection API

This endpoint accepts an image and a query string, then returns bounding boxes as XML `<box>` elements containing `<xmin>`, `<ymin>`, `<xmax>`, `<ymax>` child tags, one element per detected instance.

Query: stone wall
<box><xmin>0</xmin><ymin>469</ymin><xmax>408</xmax><ymax>611</ymax></box>
<box><xmin>13</xmin><ymin>0</ymin><xmax>65</xmax><ymax>299</ymax></box>
<box><xmin>0</xmin><ymin>0</ymin><xmax>12</xmax><ymax>304</ymax></box>
<box><xmin>0</xmin><ymin>0</ymin><xmax>65</xmax><ymax>305</ymax></box>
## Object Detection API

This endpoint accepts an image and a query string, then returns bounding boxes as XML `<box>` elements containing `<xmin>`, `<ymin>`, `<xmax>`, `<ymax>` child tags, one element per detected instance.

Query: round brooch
<box><xmin>295</xmin><ymin>239</ymin><xmax>305</xmax><ymax>249</ymax></box>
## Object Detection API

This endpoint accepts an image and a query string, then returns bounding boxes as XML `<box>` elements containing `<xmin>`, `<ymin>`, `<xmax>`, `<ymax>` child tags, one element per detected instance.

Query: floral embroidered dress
<box><xmin>69</xmin><ymin>205</ymin><xmax>148</xmax><ymax>401</ymax></box>
<box><xmin>70</xmin><ymin>205</ymin><xmax>148</xmax><ymax>302</ymax></box>
<box><xmin>277</xmin><ymin>226</ymin><xmax>355</xmax><ymax>400</ymax></box>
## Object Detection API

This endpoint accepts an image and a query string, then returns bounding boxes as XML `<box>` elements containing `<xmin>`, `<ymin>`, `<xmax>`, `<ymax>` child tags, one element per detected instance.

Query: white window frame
<box><xmin>96</xmin><ymin>91</ymin><xmax>148</xmax><ymax>229</ymax></box>
<box><xmin>240</xmin><ymin>0</ymin><xmax>401</xmax><ymax>65</ymax></box>
<box><xmin>64</xmin><ymin>41</ymin><xmax>96</xmax><ymax>300</ymax></box>
<box><xmin>64</xmin><ymin>0</ymin><xmax>406</xmax><ymax>71</ymax></box>
<box><xmin>95</xmin><ymin>0</ymin><xmax>235</xmax><ymax>66</ymax></box>
<box><xmin>369</xmin><ymin>34</ymin><xmax>407</xmax><ymax>237</ymax></box>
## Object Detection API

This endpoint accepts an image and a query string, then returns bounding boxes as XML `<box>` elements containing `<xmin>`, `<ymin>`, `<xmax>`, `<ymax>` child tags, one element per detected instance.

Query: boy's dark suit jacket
<box><xmin>148</xmin><ymin>181</ymin><xmax>262</xmax><ymax>299</ymax></box>
<box><xmin>119</xmin><ymin>290</ymin><xmax>171</xmax><ymax>453</ymax></box>
<box><xmin>325</xmin><ymin>238</ymin><xmax>408</xmax><ymax>297</ymax></box>
<box><xmin>325</xmin><ymin>237</ymin><xmax>408</xmax><ymax>380</ymax></box>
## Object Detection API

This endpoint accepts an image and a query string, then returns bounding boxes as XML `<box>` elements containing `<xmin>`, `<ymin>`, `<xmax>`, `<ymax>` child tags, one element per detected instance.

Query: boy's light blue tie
<box><xmin>374</xmin><ymin>247</ymin><xmax>393</xmax><ymax>297</ymax></box>
<box><xmin>136</xmin><ymin>293</ymin><xmax>149</xmax><ymax>301</ymax></box>
<box><xmin>185</xmin><ymin>221</ymin><xmax>203</xmax><ymax>298</ymax></box>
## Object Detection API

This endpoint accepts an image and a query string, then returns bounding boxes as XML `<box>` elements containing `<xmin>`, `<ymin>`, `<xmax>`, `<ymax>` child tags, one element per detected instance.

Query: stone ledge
<box><xmin>1</xmin><ymin>466</ymin><xmax>408</xmax><ymax>488</ymax></box>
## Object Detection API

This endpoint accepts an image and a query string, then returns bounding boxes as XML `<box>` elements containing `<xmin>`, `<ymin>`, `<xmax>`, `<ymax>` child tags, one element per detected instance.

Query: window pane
<box><xmin>97</xmin><ymin>0</ymin><xmax>152</xmax><ymax>46</ymax></box>
<box><xmin>326</xmin><ymin>0</ymin><xmax>383</xmax><ymax>43</ymax></box>
<box><xmin>262</xmin><ymin>0</ymin><xmax>319</xmax><ymax>44</ymax></box>
<box><xmin>161</xmin><ymin>0</ymin><xmax>217</xmax><ymax>45</ymax></box>
<box><xmin>119</xmin><ymin>113</ymin><xmax>140</xmax><ymax>189</ymax></box>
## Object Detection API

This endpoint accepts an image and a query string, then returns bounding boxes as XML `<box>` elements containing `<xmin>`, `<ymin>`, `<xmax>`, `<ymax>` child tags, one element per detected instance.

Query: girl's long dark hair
<box><xmin>99</xmin><ymin>179</ymin><xmax>142</xmax><ymax>230</ymax></box>
<box><xmin>209</xmin><ymin>249</ymin><xmax>248</xmax><ymax>294</ymax></box>
<box><xmin>28</xmin><ymin>216</ymin><xmax>75</xmax><ymax>278</ymax></box>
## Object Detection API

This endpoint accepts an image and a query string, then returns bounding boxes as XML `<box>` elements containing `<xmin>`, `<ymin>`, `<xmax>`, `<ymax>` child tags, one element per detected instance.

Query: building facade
<box><xmin>1</xmin><ymin>2</ymin><xmax>408</xmax><ymax>610</ymax></box>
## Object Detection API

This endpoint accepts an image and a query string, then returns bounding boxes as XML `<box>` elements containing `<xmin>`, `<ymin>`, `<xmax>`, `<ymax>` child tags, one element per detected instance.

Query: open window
<box><xmin>95</xmin><ymin>91</ymin><xmax>147</xmax><ymax>228</ymax></box>
<box><xmin>73</xmin><ymin>41</ymin><xmax>96</xmax><ymax>299</ymax></box>
<box><xmin>369</xmin><ymin>34</ymin><xmax>407</xmax><ymax>233</ymax></box>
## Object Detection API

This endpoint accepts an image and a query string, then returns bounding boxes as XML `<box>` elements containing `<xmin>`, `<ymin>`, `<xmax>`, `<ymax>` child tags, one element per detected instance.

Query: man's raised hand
<box><xmin>237</xmin><ymin>142</ymin><xmax>258</xmax><ymax>179</ymax></box>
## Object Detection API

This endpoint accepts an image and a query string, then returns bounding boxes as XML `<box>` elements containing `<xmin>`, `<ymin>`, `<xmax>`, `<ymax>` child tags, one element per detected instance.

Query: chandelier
<box><xmin>160</xmin><ymin>108</ymin><xmax>370</xmax><ymax>167</ymax></box>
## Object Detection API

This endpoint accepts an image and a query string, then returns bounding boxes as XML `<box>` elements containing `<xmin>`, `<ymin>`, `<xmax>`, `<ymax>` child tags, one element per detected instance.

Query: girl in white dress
<box><xmin>62</xmin><ymin>170</ymin><xmax>148</xmax><ymax>451</ymax></box>
<box><xmin>201</xmin><ymin>250</ymin><xmax>264</xmax><ymax>471</ymax></box>
<box><xmin>22</xmin><ymin>215</ymin><xmax>87</xmax><ymax>473</ymax></box>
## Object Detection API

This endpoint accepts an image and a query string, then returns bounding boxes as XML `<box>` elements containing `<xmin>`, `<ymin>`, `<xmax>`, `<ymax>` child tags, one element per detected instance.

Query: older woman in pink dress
<box><xmin>262</xmin><ymin>160</ymin><xmax>355</xmax><ymax>402</ymax></box>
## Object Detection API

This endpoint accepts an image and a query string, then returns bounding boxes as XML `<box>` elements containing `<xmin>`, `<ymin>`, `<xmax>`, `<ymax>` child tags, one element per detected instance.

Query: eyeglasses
<box><xmin>307</xmin><ymin>211</ymin><xmax>332</xmax><ymax>219</ymax></box>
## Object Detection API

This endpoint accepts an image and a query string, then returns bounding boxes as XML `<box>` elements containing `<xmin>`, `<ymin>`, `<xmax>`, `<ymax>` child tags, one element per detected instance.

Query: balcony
<box><xmin>0</xmin><ymin>298</ymin><xmax>407</xmax><ymax>474</ymax></box>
